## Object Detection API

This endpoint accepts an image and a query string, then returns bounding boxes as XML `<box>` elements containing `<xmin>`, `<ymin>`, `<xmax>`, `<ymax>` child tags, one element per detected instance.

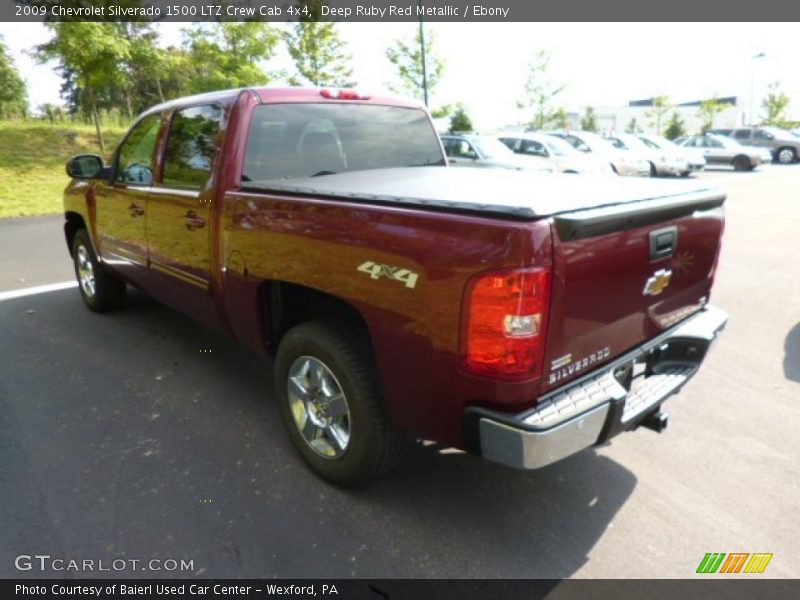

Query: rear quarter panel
<box><xmin>219</xmin><ymin>192</ymin><xmax>553</xmax><ymax>446</ymax></box>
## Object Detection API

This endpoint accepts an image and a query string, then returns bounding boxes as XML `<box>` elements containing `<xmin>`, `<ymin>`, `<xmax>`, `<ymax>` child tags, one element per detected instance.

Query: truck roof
<box><xmin>142</xmin><ymin>86</ymin><xmax>421</xmax><ymax>116</ymax></box>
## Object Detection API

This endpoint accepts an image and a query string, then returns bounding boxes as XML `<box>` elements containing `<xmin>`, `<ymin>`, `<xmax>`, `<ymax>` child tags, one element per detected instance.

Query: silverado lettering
<box><xmin>63</xmin><ymin>87</ymin><xmax>727</xmax><ymax>485</ymax></box>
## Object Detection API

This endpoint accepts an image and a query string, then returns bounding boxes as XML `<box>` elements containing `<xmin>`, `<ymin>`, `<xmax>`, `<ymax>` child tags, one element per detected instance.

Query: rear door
<box><xmin>146</xmin><ymin>104</ymin><xmax>223</xmax><ymax>291</ymax></box>
<box><xmin>541</xmin><ymin>193</ymin><xmax>724</xmax><ymax>392</ymax></box>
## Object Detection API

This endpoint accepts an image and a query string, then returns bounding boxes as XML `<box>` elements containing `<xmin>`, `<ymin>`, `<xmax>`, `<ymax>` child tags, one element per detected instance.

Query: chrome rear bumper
<box><xmin>469</xmin><ymin>305</ymin><xmax>728</xmax><ymax>470</ymax></box>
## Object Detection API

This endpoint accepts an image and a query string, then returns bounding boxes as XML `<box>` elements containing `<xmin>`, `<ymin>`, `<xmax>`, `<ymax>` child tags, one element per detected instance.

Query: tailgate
<box><xmin>541</xmin><ymin>189</ymin><xmax>725</xmax><ymax>392</ymax></box>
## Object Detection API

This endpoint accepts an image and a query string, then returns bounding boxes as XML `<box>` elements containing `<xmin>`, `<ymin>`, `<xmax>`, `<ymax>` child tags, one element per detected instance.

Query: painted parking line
<box><xmin>0</xmin><ymin>281</ymin><xmax>78</xmax><ymax>302</ymax></box>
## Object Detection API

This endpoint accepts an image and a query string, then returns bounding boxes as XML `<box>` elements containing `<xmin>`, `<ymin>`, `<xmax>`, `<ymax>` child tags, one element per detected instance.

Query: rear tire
<box><xmin>274</xmin><ymin>319</ymin><xmax>410</xmax><ymax>486</ymax></box>
<box><xmin>72</xmin><ymin>229</ymin><xmax>126</xmax><ymax>312</ymax></box>
<box><xmin>680</xmin><ymin>171</ymin><xmax>691</xmax><ymax>178</ymax></box>
<box><xmin>777</xmin><ymin>147</ymin><xmax>796</xmax><ymax>164</ymax></box>
<box><xmin>733</xmin><ymin>155</ymin><xmax>751</xmax><ymax>171</ymax></box>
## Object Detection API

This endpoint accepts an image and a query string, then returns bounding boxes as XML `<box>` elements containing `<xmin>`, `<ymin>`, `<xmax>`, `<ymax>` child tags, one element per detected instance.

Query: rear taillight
<box><xmin>460</xmin><ymin>267</ymin><xmax>552</xmax><ymax>380</ymax></box>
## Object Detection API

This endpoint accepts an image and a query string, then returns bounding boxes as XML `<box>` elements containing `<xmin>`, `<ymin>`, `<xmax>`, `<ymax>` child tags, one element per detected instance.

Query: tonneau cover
<box><xmin>241</xmin><ymin>167</ymin><xmax>725</xmax><ymax>220</ymax></box>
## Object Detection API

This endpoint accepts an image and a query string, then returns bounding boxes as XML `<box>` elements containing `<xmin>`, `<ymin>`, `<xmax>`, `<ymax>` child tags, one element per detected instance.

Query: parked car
<box><xmin>545</xmin><ymin>130</ymin><xmax>651</xmax><ymax>176</ymax></box>
<box><xmin>497</xmin><ymin>132</ymin><xmax>613</xmax><ymax>175</ymax></box>
<box><xmin>637</xmin><ymin>133</ymin><xmax>706</xmax><ymax>176</ymax></box>
<box><xmin>62</xmin><ymin>86</ymin><xmax>727</xmax><ymax>485</ymax></box>
<box><xmin>441</xmin><ymin>133</ymin><xmax>554</xmax><ymax>172</ymax></box>
<box><xmin>675</xmin><ymin>133</ymin><xmax>765</xmax><ymax>171</ymax></box>
<box><xmin>607</xmin><ymin>133</ymin><xmax>689</xmax><ymax>177</ymax></box>
<box><xmin>709</xmin><ymin>126</ymin><xmax>800</xmax><ymax>164</ymax></box>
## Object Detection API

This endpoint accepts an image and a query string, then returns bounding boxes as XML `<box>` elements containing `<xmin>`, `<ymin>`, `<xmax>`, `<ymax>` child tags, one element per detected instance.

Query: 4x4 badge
<box><xmin>643</xmin><ymin>269</ymin><xmax>672</xmax><ymax>296</ymax></box>
<box><xmin>357</xmin><ymin>261</ymin><xmax>419</xmax><ymax>289</ymax></box>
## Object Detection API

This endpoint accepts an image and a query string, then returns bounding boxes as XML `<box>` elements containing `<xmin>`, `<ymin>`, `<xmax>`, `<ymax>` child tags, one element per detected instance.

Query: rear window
<box><xmin>242</xmin><ymin>103</ymin><xmax>445</xmax><ymax>181</ymax></box>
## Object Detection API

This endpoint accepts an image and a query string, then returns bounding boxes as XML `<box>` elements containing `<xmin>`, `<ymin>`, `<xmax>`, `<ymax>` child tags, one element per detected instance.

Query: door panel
<box><xmin>94</xmin><ymin>112</ymin><xmax>162</xmax><ymax>272</ymax></box>
<box><xmin>146</xmin><ymin>104</ymin><xmax>222</xmax><ymax>291</ymax></box>
<box><xmin>146</xmin><ymin>188</ymin><xmax>211</xmax><ymax>289</ymax></box>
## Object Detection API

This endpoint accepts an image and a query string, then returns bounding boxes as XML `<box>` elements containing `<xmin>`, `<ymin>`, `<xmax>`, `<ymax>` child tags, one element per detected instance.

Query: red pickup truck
<box><xmin>63</xmin><ymin>87</ymin><xmax>727</xmax><ymax>485</ymax></box>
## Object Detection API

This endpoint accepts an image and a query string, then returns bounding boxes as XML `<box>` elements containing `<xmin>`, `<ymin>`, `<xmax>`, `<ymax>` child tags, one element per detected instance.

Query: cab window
<box><xmin>520</xmin><ymin>140</ymin><xmax>548</xmax><ymax>157</ymax></box>
<box><xmin>162</xmin><ymin>104</ymin><xmax>223</xmax><ymax>189</ymax></box>
<box><xmin>116</xmin><ymin>113</ymin><xmax>162</xmax><ymax>186</ymax></box>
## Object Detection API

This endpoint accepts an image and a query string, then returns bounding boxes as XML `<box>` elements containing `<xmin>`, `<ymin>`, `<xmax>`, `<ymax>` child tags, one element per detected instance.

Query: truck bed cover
<box><xmin>241</xmin><ymin>167</ymin><xmax>725</xmax><ymax>222</ymax></box>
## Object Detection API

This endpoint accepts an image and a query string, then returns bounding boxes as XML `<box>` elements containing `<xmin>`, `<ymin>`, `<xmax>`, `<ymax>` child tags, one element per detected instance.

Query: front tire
<box><xmin>777</xmin><ymin>147</ymin><xmax>796</xmax><ymax>164</ymax></box>
<box><xmin>274</xmin><ymin>319</ymin><xmax>410</xmax><ymax>486</ymax></box>
<box><xmin>733</xmin><ymin>155</ymin><xmax>751</xmax><ymax>171</ymax></box>
<box><xmin>72</xmin><ymin>229</ymin><xmax>126</xmax><ymax>312</ymax></box>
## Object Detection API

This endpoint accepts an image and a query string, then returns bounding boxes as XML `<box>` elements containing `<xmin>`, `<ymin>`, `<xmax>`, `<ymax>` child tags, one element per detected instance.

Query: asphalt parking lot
<box><xmin>1</xmin><ymin>164</ymin><xmax>798</xmax><ymax>580</ymax></box>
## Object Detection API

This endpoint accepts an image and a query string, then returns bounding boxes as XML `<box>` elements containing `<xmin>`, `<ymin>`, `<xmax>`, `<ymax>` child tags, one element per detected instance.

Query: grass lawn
<box><xmin>0</xmin><ymin>120</ymin><xmax>127</xmax><ymax>218</ymax></box>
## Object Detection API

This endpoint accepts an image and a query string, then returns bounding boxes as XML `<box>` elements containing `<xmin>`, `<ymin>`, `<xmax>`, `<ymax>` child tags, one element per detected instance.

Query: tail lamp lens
<box><xmin>461</xmin><ymin>267</ymin><xmax>552</xmax><ymax>380</ymax></box>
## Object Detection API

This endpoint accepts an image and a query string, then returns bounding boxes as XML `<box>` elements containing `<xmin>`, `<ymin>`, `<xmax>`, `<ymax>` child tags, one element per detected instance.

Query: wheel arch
<box><xmin>259</xmin><ymin>280</ymin><xmax>372</xmax><ymax>355</ymax></box>
<box><xmin>64</xmin><ymin>211</ymin><xmax>87</xmax><ymax>257</ymax></box>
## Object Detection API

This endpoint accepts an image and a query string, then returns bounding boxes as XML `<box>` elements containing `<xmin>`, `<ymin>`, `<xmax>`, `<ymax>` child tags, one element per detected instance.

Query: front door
<box><xmin>94</xmin><ymin>113</ymin><xmax>162</xmax><ymax>273</ymax></box>
<box><xmin>146</xmin><ymin>104</ymin><xmax>223</xmax><ymax>292</ymax></box>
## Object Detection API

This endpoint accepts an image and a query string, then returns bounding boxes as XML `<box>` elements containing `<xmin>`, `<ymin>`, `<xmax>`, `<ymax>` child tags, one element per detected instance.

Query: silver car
<box><xmin>440</xmin><ymin>134</ymin><xmax>555</xmax><ymax>173</ymax></box>
<box><xmin>545</xmin><ymin>130</ymin><xmax>651</xmax><ymax>177</ymax></box>
<box><xmin>607</xmin><ymin>133</ymin><xmax>689</xmax><ymax>177</ymax></box>
<box><xmin>498</xmin><ymin>132</ymin><xmax>613</xmax><ymax>175</ymax></box>
<box><xmin>675</xmin><ymin>134</ymin><xmax>764</xmax><ymax>171</ymax></box>
<box><xmin>636</xmin><ymin>133</ymin><xmax>706</xmax><ymax>176</ymax></box>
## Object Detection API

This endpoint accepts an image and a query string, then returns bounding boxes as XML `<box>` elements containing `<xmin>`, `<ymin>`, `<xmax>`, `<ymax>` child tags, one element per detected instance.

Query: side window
<box><xmin>567</xmin><ymin>136</ymin><xmax>590</xmax><ymax>152</ymax></box>
<box><xmin>442</xmin><ymin>139</ymin><xmax>456</xmax><ymax>157</ymax></box>
<box><xmin>456</xmin><ymin>141</ymin><xmax>476</xmax><ymax>158</ymax></box>
<box><xmin>753</xmin><ymin>129</ymin><xmax>772</xmax><ymax>140</ymax></box>
<box><xmin>521</xmin><ymin>140</ymin><xmax>547</xmax><ymax>157</ymax></box>
<box><xmin>116</xmin><ymin>113</ymin><xmax>162</xmax><ymax>185</ymax></box>
<box><xmin>499</xmin><ymin>138</ymin><xmax>519</xmax><ymax>152</ymax></box>
<box><xmin>733</xmin><ymin>129</ymin><xmax>750</xmax><ymax>141</ymax></box>
<box><xmin>162</xmin><ymin>104</ymin><xmax>223</xmax><ymax>189</ymax></box>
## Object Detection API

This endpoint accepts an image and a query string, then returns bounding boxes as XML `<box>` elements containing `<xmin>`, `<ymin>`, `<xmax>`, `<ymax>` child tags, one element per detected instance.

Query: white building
<box><xmin>570</xmin><ymin>96</ymin><xmax>745</xmax><ymax>136</ymax></box>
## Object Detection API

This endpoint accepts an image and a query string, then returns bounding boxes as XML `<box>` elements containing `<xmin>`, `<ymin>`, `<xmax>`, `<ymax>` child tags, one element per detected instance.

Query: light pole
<box><xmin>418</xmin><ymin>1</ymin><xmax>429</xmax><ymax>107</ymax></box>
<box><xmin>749</xmin><ymin>52</ymin><xmax>766</xmax><ymax>125</ymax></box>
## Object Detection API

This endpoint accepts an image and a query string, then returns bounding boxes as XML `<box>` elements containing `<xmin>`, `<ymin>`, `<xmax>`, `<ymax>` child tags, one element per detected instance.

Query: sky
<box><xmin>1</xmin><ymin>21</ymin><xmax>798</xmax><ymax>129</ymax></box>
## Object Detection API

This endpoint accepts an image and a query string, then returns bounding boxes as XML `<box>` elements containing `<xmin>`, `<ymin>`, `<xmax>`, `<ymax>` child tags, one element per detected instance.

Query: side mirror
<box><xmin>66</xmin><ymin>154</ymin><xmax>104</xmax><ymax>179</ymax></box>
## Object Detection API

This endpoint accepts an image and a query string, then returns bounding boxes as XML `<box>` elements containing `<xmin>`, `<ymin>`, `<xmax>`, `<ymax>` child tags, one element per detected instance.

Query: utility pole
<box><xmin>418</xmin><ymin>2</ymin><xmax>429</xmax><ymax>107</ymax></box>
<box><xmin>749</xmin><ymin>52</ymin><xmax>766</xmax><ymax>125</ymax></box>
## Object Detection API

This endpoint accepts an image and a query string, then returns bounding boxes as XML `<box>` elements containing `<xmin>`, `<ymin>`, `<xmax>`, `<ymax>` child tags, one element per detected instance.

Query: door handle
<box><xmin>183</xmin><ymin>210</ymin><xmax>206</xmax><ymax>230</ymax></box>
<box><xmin>128</xmin><ymin>202</ymin><xmax>145</xmax><ymax>217</ymax></box>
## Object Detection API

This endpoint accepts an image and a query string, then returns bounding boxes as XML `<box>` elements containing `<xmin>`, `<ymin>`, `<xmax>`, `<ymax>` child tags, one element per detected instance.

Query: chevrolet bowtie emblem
<box><xmin>643</xmin><ymin>269</ymin><xmax>672</xmax><ymax>296</ymax></box>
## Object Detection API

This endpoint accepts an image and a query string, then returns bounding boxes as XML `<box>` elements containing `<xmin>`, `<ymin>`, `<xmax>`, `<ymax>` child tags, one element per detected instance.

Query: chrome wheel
<box><xmin>76</xmin><ymin>244</ymin><xmax>96</xmax><ymax>298</ymax></box>
<box><xmin>778</xmin><ymin>148</ymin><xmax>795</xmax><ymax>164</ymax></box>
<box><xmin>287</xmin><ymin>355</ymin><xmax>351</xmax><ymax>459</ymax></box>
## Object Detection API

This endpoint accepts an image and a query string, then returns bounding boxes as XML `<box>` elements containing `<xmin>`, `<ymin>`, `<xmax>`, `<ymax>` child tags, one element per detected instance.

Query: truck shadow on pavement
<box><xmin>785</xmin><ymin>323</ymin><xmax>800</xmax><ymax>383</ymax></box>
<box><xmin>1</xmin><ymin>287</ymin><xmax>636</xmax><ymax>580</ymax></box>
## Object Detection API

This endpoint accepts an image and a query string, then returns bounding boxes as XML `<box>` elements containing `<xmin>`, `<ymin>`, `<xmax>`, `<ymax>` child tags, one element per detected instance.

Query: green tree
<box><xmin>385</xmin><ymin>27</ymin><xmax>445</xmax><ymax>106</ymax></box>
<box><xmin>285</xmin><ymin>4</ymin><xmax>354</xmax><ymax>88</ymax></box>
<box><xmin>517</xmin><ymin>50</ymin><xmax>566</xmax><ymax>130</ymax></box>
<box><xmin>0</xmin><ymin>36</ymin><xmax>28</xmax><ymax>119</ymax></box>
<box><xmin>664</xmin><ymin>112</ymin><xmax>687</xmax><ymax>140</ymax></box>
<box><xmin>581</xmin><ymin>106</ymin><xmax>598</xmax><ymax>132</ymax></box>
<box><xmin>35</xmin><ymin>23</ymin><xmax>131</xmax><ymax>153</ymax></box>
<box><xmin>645</xmin><ymin>95</ymin><xmax>671</xmax><ymax>136</ymax></box>
<box><xmin>448</xmin><ymin>104</ymin><xmax>473</xmax><ymax>133</ymax></box>
<box><xmin>697</xmin><ymin>95</ymin><xmax>725</xmax><ymax>133</ymax></box>
<box><xmin>761</xmin><ymin>82</ymin><xmax>791</xmax><ymax>128</ymax></box>
<box><xmin>183</xmin><ymin>23</ymin><xmax>281</xmax><ymax>94</ymax></box>
<box><xmin>626</xmin><ymin>117</ymin><xmax>642</xmax><ymax>134</ymax></box>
